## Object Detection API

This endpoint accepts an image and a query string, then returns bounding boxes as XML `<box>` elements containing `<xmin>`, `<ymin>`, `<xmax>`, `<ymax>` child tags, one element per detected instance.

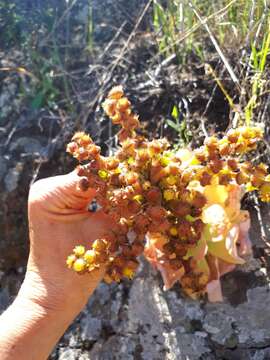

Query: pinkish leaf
<box><xmin>158</xmin><ymin>263</ymin><xmax>185</xmax><ymax>290</ymax></box>
<box><xmin>207</xmin><ymin>280</ymin><xmax>223</xmax><ymax>302</ymax></box>
<box><xmin>237</xmin><ymin>211</ymin><xmax>252</xmax><ymax>256</ymax></box>
<box><xmin>144</xmin><ymin>233</ymin><xmax>185</xmax><ymax>290</ymax></box>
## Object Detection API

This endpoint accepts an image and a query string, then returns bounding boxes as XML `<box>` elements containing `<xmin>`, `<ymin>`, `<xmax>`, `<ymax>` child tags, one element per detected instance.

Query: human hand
<box><xmin>21</xmin><ymin>170</ymin><xmax>112</xmax><ymax>315</ymax></box>
<box><xmin>0</xmin><ymin>171</ymin><xmax>112</xmax><ymax>360</ymax></box>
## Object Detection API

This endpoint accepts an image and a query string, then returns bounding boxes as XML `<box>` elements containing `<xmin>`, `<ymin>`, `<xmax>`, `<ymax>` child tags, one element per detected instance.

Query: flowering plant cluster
<box><xmin>66</xmin><ymin>86</ymin><xmax>270</xmax><ymax>301</ymax></box>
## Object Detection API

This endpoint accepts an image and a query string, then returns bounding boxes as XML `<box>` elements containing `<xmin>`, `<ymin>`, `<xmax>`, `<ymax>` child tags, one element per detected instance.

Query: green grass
<box><xmin>86</xmin><ymin>0</ymin><xmax>94</xmax><ymax>52</ymax></box>
<box><xmin>1</xmin><ymin>1</ymin><xmax>75</xmax><ymax>112</ymax></box>
<box><xmin>153</xmin><ymin>0</ymin><xmax>270</xmax><ymax>127</ymax></box>
<box><xmin>245</xmin><ymin>16</ymin><xmax>270</xmax><ymax>126</ymax></box>
<box><xmin>153</xmin><ymin>0</ymin><xmax>269</xmax><ymax>61</ymax></box>
<box><xmin>0</xmin><ymin>1</ymin><xmax>24</xmax><ymax>46</ymax></box>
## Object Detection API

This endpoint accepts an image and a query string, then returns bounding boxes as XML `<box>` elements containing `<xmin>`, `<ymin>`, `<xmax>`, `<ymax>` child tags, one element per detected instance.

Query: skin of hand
<box><xmin>24</xmin><ymin>170</ymin><xmax>111</xmax><ymax>311</ymax></box>
<box><xmin>0</xmin><ymin>171</ymin><xmax>112</xmax><ymax>360</ymax></box>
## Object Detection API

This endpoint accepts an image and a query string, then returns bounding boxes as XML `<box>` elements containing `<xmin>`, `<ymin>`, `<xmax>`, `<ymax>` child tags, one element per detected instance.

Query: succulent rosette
<box><xmin>66</xmin><ymin>86</ymin><xmax>270</xmax><ymax>302</ymax></box>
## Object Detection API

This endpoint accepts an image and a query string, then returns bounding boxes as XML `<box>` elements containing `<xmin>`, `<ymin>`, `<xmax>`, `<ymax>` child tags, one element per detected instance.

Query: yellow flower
<box><xmin>123</xmin><ymin>267</ymin><xmax>135</xmax><ymax>279</ymax></box>
<box><xmin>73</xmin><ymin>259</ymin><xmax>86</xmax><ymax>272</ymax></box>
<box><xmin>166</xmin><ymin>175</ymin><xmax>177</xmax><ymax>186</ymax></box>
<box><xmin>73</xmin><ymin>245</ymin><xmax>85</xmax><ymax>257</ymax></box>
<box><xmin>127</xmin><ymin>157</ymin><xmax>135</xmax><ymax>165</ymax></box>
<box><xmin>160</xmin><ymin>156</ymin><xmax>170</xmax><ymax>167</ymax></box>
<box><xmin>240</xmin><ymin>126</ymin><xmax>263</xmax><ymax>139</ymax></box>
<box><xmin>246</xmin><ymin>182</ymin><xmax>258</xmax><ymax>192</ymax></box>
<box><xmin>259</xmin><ymin>182</ymin><xmax>270</xmax><ymax>202</ymax></box>
<box><xmin>84</xmin><ymin>250</ymin><xmax>96</xmax><ymax>264</ymax></box>
<box><xmin>133</xmin><ymin>195</ymin><xmax>144</xmax><ymax>204</ymax></box>
<box><xmin>163</xmin><ymin>189</ymin><xmax>176</xmax><ymax>201</ymax></box>
<box><xmin>66</xmin><ymin>254</ymin><xmax>76</xmax><ymax>268</ymax></box>
<box><xmin>169</xmin><ymin>227</ymin><xmax>178</xmax><ymax>236</ymax></box>
<box><xmin>189</xmin><ymin>156</ymin><xmax>201</xmax><ymax>166</ymax></box>
<box><xmin>98</xmin><ymin>169</ymin><xmax>109</xmax><ymax>180</ymax></box>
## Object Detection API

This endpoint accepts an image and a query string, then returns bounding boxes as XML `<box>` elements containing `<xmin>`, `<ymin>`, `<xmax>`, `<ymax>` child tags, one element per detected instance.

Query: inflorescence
<box><xmin>66</xmin><ymin>86</ymin><xmax>270</xmax><ymax>301</ymax></box>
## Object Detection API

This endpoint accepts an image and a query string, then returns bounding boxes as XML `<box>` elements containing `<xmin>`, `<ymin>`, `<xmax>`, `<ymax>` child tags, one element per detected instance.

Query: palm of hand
<box><xmin>25</xmin><ymin>172</ymin><xmax>112</xmax><ymax>310</ymax></box>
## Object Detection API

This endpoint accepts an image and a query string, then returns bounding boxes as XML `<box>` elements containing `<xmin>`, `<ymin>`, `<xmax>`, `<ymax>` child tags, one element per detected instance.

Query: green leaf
<box><xmin>251</xmin><ymin>44</ymin><xmax>259</xmax><ymax>70</ymax></box>
<box><xmin>208</xmin><ymin>227</ymin><xmax>245</xmax><ymax>265</ymax></box>
<box><xmin>185</xmin><ymin>238</ymin><xmax>207</xmax><ymax>261</ymax></box>
<box><xmin>153</xmin><ymin>1</ymin><xmax>166</xmax><ymax>30</ymax></box>
<box><xmin>166</xmin><ymin>119</ymin><xmax>180</xmax><ymax>132</ymax></box>
<box><xmin>31</xmin><ymin>92</ymin><xmax>44</xmax><ymax>110</ymax></box>
<box><xmin>196</xmin><ymin>258</ymin><xmax>210</xmax><ymax>276</ymax></box>
<box><xmin>171</xmin><ymin>105</ymin><xmax>179</xmax><ymax>120</ymax></box>
<box><xmin>184</xmin><ymin>225</ymin><xmax>210</xmax><ymax>261</ymax></box>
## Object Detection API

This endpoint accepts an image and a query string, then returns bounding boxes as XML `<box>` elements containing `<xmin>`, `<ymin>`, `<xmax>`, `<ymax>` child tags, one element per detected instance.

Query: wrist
<box><xmin>19</xmin><ymin>272</ymin><xmax>79</xmax><ymax>316</ymax></box>
<box><xmin>0</xmin><ymin>296</ymin><xmax>47</xmax><ymax>360</ymax></box>
<box><xmin>20</xmin><ymin>266</ymin><xmax>103</xmax><ymax>317</ymax></box>
<box><xmin>0</xmin><ymin>281</ymin><xmax>80</xmax><ymax>360</ymax></box>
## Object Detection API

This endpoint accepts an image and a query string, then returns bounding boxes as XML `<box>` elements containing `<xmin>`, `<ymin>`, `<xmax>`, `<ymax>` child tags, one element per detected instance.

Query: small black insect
<box><xmin>88</xmin><ymin>199</ymin><xmax>101</xmax><ymax>212</ymax></box>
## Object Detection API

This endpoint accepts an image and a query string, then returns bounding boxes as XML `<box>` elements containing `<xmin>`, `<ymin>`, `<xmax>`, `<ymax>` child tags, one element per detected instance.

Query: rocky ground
<box><xmin>47</xmin><ymin>254</ymin><xmax>270</xmax><ymax>360</ymax></box>
<box><xmin>1</xmin><ymin>1</ymin><xmax>270</xmax><ymax>359</ymax></box>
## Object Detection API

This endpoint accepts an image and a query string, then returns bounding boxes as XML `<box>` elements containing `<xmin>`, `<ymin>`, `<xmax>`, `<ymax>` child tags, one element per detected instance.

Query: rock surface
<box><xmin>45</xmin><ymin>258</ymin><xmax>270</xmax><ymax>360</ymax></box>
<box><xmin>1</xmin><ymin>254</ymin><xmax>270</xmax><ymax>359</ymax></box>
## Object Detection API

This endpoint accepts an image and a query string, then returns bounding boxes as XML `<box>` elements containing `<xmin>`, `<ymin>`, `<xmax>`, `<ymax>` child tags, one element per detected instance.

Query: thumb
<box><xmin>29</xmin><ymin>171</ymin><xmax>96</xmax><ymax>212</ymax></box>
<box><xmin>61</xmin><ymin>170</ymin><xmax>97</xmax><ymax>208</ymax></box>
